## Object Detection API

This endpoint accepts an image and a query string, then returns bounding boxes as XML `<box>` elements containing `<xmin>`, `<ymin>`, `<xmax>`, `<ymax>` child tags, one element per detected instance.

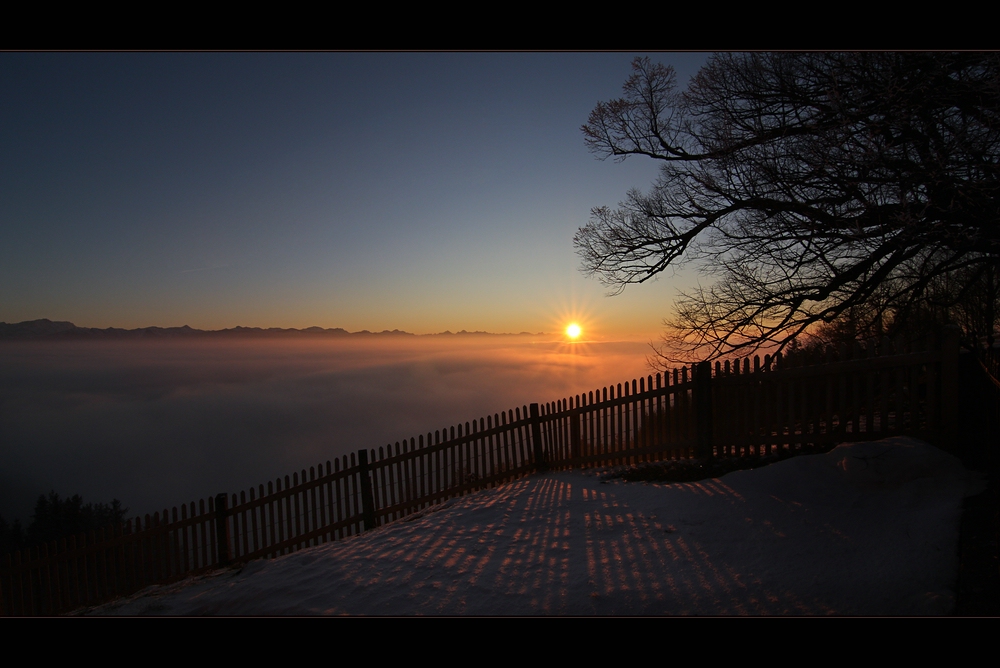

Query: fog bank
<box><xmin>0</xmin><ymin>337</ymin><xmax>653</xmax><ymax>523</ymax></box>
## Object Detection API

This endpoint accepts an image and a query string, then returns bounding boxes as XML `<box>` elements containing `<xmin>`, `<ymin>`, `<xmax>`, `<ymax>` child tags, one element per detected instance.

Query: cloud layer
<box><xmin>0</xmin><ymin>338</ymin><xmax>654</xmax><ymax>523</ymax></box>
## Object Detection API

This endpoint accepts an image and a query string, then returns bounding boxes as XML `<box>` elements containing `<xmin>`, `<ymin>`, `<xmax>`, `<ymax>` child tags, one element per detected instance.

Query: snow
<box><xmin>81</xmin><ymin>437</ymin><xmax>984</xmax><ymax>616</ymax></box>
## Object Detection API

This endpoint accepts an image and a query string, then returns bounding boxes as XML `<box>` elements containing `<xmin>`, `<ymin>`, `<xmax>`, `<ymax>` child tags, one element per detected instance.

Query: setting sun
<box><xmin>565</xmin><ymin>323</ymin><xmax>582</xmax><ymax>339</ymax></box>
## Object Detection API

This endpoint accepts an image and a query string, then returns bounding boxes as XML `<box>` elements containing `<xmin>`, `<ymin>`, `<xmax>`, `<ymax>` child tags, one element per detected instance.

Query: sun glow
<box><xmin>548</xmin><ymin>292</ymin><xmax>598</xmax><ymax>348</ymax></box>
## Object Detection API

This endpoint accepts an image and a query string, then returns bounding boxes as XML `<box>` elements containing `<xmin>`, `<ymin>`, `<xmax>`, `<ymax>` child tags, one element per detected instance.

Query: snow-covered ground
<box><xmin>82</xmin><ymin>437</ymin><xmax>984</xmax><ymax>616</ymax></box>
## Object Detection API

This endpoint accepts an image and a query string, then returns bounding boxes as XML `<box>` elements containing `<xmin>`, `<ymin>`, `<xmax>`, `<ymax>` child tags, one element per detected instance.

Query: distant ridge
<box><xmin>0</xmin><ymin>320</ymin><xmax>544</xmax><ymax>341</ymax></box>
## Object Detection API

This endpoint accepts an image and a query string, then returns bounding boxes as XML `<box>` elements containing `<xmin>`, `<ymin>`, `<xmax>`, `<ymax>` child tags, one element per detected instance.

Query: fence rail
<box><xmin>2</xmin><ymin>330</ymin><xmax>975</xmax><ymax>615</ymax></box>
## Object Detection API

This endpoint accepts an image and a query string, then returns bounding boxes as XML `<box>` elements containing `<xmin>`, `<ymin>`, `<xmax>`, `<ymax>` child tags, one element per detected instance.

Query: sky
<box><xmin>79</xmin><ymin>437</ymin><xmax>983</xmax><ymax>615</ymax></box>
<box><xmin>0</xmin><ymin>52</ymin><xmax>712</xmax><ymax>340</ymax></box>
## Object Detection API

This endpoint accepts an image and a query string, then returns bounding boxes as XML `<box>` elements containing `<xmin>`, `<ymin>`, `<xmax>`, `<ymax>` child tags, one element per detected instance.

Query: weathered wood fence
<box><xmin>2</xmin><ymin>330</ymin><xmax>980</xmax><ymax>615</ymax></box>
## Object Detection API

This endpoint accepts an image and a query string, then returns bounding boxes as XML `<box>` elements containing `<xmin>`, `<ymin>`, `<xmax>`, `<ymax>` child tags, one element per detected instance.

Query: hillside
<box><xmin>80</xmin><ymin>437</ymin><xmax>983</xmax><ymax>616</ymax></box>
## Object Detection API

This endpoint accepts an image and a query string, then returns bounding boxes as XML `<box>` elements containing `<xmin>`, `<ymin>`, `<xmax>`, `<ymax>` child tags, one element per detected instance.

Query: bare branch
<box><xmin>577</xmin><ymin>53</ymin><xmax>1000</xmax><ymax>361</ymax></box>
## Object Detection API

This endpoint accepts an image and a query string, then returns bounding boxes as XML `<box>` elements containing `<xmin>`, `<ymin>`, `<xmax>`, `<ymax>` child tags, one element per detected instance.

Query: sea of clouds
<box><xmin>0</xmin><ymin>337</ymin><xmax>655</xmax><ymax>524</ymax></box>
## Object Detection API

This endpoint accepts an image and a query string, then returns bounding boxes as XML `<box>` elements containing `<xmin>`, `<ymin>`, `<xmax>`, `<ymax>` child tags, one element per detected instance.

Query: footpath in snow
<box><xmin>83</xmin><ymin>437</ymin><xmax>984</xmax><ymax>616</ymax></box>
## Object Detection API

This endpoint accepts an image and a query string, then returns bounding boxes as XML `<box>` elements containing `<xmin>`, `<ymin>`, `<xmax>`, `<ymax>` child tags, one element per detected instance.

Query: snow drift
<box><xmin>83</xmin><ymin>437</ymin><xmax>983</xmax><ymax>616</ymax></box>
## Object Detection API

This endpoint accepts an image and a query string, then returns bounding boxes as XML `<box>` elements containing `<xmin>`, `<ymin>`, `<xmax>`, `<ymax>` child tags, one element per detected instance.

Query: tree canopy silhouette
<box><xmin>0</xmin><ymin>492</ymin><xmax>128</xmax><ymax>555</ymax></box>
<box><xmin>575</xmin><ymin>53</ymin><xmax>1000</xmax><ymax>361</ymax></box>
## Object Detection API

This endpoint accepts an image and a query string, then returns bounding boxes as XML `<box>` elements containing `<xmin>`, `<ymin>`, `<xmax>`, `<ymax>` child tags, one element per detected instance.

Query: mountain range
<box><xmin>0</xmin><ymin>319</ymin><xmax>541</xmax><ymax>341</ymax></box>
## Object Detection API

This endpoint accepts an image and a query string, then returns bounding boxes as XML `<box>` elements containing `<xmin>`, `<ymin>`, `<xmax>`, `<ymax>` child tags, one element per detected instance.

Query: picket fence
<box><xmin>0</xmin><ymin>331</ymin><xmax>968</xmax><ymax>615</ymax></box>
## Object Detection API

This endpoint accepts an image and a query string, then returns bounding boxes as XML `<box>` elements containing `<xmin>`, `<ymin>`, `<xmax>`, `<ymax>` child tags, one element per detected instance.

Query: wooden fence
<box><xmin>1</xmin><ymin>330</ymin><xmax>975</xmax><ymax>615</ymax></box>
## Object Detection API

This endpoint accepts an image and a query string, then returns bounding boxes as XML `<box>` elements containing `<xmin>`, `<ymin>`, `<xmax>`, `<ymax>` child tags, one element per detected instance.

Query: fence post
<box><xmin>695</xmin><ymin>361</ymin><xmax>714</xmax><ymax>459</ymax></box>
<box><xmin>357</xmin><ymin>449</ymin><xmax>378</xmax><ymax>531</ymax></box>
<box><xmin>570</xmin><ymin>406</ymin><xmax>581</xmax><ymax>464</ymax></box>
<box><xmin>529</xmin><ymin>403</ymin><xmax>548</xmax><ymax>471</ymax></box>
<box><xmin>214</xmin><ymin>493</ymin><xmax>230</xmax><ymax>567</ymax></box>
<box><xmin>940</xmin><ymin>325</ymin><xmax>961</xmax><ymax>454</ymax></box>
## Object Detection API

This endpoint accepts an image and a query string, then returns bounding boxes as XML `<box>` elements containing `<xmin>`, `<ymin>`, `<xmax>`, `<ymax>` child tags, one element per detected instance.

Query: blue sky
<box><xmin>1</xmin><ymin>53</ymin><xmax>711</xmax><ymax>338</ymax></box>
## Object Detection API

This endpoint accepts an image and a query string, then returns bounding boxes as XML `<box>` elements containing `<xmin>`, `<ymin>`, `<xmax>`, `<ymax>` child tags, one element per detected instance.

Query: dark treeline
<box><xmin>0</xmin><ymin>492</ymin><xmax>127</xmax><ymax>556</ymax></box>
<box><xmin>781</xmin><ymin>267</ymin><xmax>1000</xmax><ymax>368</ymax></box>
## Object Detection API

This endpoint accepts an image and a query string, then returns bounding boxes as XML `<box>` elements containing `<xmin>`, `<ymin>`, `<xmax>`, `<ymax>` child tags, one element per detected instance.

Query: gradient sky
<box><xmin>1</xmin><ymin>53</ymin><xmax>711</xmax><ymax>339</ymax></box>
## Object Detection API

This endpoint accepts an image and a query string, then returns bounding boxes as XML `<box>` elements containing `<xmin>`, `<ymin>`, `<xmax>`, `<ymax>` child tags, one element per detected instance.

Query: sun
<box><xmin>565</xmin><ymin>323</ymin><xmax>582</xmax><ymax>339</ymax></box>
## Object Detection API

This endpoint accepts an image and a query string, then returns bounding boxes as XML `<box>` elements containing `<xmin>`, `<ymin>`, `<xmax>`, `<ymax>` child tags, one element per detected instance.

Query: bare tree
<box><xmin>576</xmin><ymin>53</ymin><xmax>1000</xmax><ymax>361</ymax></box>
